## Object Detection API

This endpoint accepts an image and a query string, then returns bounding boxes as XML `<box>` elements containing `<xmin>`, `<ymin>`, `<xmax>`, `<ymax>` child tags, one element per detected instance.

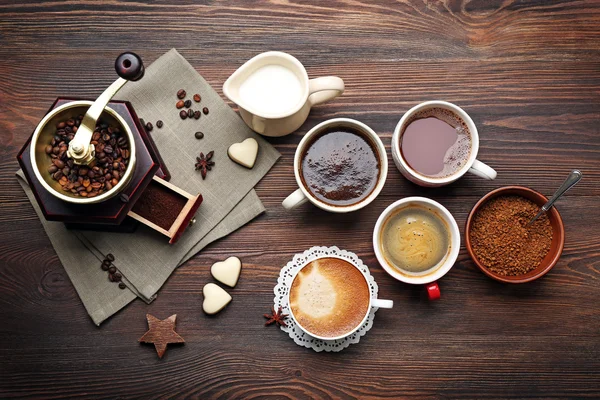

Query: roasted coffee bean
<box><xmin>114</xmin><ymin>272</ymin><xmax>122</xmax><ymax>281</ymax></box>
<box><xmin>193</xmin><ymin>93</ymin><xmax>201</xmax><ymax>102</ymax></box>
<box><xmin>156</xmin><ymin>120</ymin><xmax>163</xmax><ymax>128</ymax></box>
<box><xmin>108</xmin><ymin>273</ymin><xmax>115</xmax><ymax>282</ymax></box>
<box><xmin>47</xmin><ymin>117</ymin><xmax>129</xmax><ymax>194</ymax></box>
<box><xmin>193</xmin><ymin>111</ymin><xmax>201</xmax><ymax>119</ymax></box>
<box><xmin>203</xmin><ymin>107</ymin><xmax>209</xmax><ymax>115</ymax></box>
<box><xmin>187</xmin><ymin>109</ymin><xmax>194</xmax><ymax>118</ymax></box>
<box><xmin>180</xmin><ymin>110</ymin><xmax>188</xmax><ymax>120</ymax></box>
<box><xmin>104</xmin><ymin>181</ymin><xmax>113</xmax><ymax>190</ymax></box>
<box><xmin>176</xmin><ymin>100</ymin><xmax>185</xmax><ymax>109</ymax></box>
<box><xmin>177</xmin><ymin>89</ymin><xmax>186</xmax><ymax>99</ymax></box>
<box><xmin>108</xmin><ymin>266</ymin><xmax>117</xmax><ymax>274</ymax></box>
<box><xmin>120</xmin><ymin>193</ymin><xmax>129</xmax><ymax>203</ymax></box>
<box><xmin>101</xmin><ymin>263</ymin><xmax>109</xmax><ymax>271</ymax></box>
<box><xmin>106</xmin><ymin>253</ymin><xmax>115</xmax><ymax>262</ymax></box>
<box><xmin>119</xmin><ymin>282</ymin><xmax>127</xmax><ymax>289</ymax></box>
<box><xmin>53</xmin><ymin>159</ymin><xmax>65</xmax><ymax>168</ymax></box>
<box><xmin>184</xmin><ymin>99</ymin><xmax>192</xmax><ymax>108</ymax></box>
<box><xmin>195</xmin><ymin>131</ymin><xmax>204</xmax><ymax>139</ymax></box>
<box><xmin>146</xmin><ymin>122</ymin><xmax>153</xmax><ymax>131</ymax></box>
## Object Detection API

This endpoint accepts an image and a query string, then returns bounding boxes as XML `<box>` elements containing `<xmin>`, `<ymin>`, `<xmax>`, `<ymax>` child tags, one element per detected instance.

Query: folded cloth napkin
<box><xmin>16</xmin><ymin>49</ymin><xmax>280</xmax><ymax>325</ymax></box>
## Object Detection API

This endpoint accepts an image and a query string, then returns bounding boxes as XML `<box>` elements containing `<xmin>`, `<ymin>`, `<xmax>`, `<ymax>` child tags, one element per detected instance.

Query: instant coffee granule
<box><xmin>469</xmin><ymin>195</ymin><xmax>553</xmax><ymax>276</ymax></box>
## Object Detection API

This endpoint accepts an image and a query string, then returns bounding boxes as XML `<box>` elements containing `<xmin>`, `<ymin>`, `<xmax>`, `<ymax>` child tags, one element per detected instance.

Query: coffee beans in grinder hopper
<box><xmin>46</xmin><ymin>115</ymin><xmax>130</xmax><ymax>198</ymax></box>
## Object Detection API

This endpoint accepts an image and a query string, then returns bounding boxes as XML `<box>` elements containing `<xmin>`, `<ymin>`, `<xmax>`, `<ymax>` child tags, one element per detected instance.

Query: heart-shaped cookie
<box><xmin>202</xmin><ymin>283</ymin><xmax>232</xmax><ymax>315</ymax></box>
<box><xmin>228</xmin><ymin>138</ymin><xmax>259</xmax><ymax>169</ymax></box>
<box><xmin>211</xmin><ymin>256</ymin><xmax>242</xmax><ymax>288</ymax></box>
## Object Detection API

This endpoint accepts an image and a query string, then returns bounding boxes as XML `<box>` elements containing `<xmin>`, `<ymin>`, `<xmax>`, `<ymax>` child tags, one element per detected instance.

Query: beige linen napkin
<box><xmin>16</xmin><ymin>49</ymin><xmax>280</xmax><ymax>325</ymax></box>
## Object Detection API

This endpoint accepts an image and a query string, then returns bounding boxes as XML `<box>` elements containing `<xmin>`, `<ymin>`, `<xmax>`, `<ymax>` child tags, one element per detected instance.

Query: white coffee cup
<box><xmin>392</xmin><ymin>101</ymin><xmax>497</xmax><ymax>187</ymax></box>
<box><xmin>287</xmin><ymin>255</ymin><xmax>393</xmax><ymax>341</ymax></box>
<box><xmin>223</xmin><ymin>51</ymin><xmax>345</xmax><ymax>137</ymax></box>
<box><xmin>373</xmin><ymin>197</ymin><xmax>460</xmax><ymax>300</ymax></box>
<box><xmin>282</xmin><ymin>118</ymin><xmax>388</xmax><ymax>213</ymax></box>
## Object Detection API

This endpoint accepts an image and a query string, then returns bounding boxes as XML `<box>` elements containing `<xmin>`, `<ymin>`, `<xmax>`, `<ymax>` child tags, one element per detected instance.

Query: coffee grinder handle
<box><xmin>68</xmin><ymin>52</ymin><xmax>145</xmax><ymax>165</ymax></box>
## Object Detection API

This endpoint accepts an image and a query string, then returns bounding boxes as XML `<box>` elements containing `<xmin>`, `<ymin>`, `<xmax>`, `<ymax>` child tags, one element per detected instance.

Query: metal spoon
<box><xmin>528</xmin><ymin>169</ymin><xmax>582</xmax><ymax>226</ymax></box>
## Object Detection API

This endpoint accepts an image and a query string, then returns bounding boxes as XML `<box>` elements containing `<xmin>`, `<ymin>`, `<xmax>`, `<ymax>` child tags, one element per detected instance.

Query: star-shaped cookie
<box><xmin>139</xmin><ymin>314</ymin><xmax>185</xmax><ymax>359</ymax></box>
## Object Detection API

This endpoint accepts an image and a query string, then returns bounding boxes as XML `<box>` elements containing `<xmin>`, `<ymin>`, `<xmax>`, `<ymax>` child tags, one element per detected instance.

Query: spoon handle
<box><xmin>541</xmin><ymin>170</ymin><xmax>582</xmax><ymax>212</ymax></box>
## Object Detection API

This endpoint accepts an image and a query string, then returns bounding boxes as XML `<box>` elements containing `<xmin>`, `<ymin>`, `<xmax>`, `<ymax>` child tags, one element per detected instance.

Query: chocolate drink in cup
<box><xmin>400</xmin><ymin>107</ymin><xmax>472</xmax><ymax>179</ymax></box>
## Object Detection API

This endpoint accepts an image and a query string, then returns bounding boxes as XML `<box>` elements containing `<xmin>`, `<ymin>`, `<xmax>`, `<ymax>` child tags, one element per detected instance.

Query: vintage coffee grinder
<box><xmin>17</xmin><ymin>53</ymin><xmax>202</xmax><ymax>244</ymax></box>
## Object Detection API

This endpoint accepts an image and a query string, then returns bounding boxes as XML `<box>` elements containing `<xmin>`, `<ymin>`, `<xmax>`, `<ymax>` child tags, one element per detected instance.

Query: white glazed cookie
<box><xmin>228</xmin><ymin>138</ymin><xmax>259</xmax><ymax>168</ymax></box>
<box><xmin>202</xmin><ymin>283</ymin><xmax>232</xmax><ymax>315</ymax></box>
<box><xmin>211</xmin><ymin>256</ymin><xmax>242</xmax><ymax>287</ymax></box>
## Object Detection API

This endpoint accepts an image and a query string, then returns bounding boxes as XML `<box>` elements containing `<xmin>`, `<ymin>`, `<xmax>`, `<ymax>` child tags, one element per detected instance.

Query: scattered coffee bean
<box><xmin>184</xmin><ymin>99</ymin><xmax>192</xmax><ymax>108</ymax></box>
<box><xmin>119</xmin><ymin>282</ymin><xmax>127</xmax><ymax>289</ymax></box>
<box><xmin>203</xmin><ymin>107</ymin><xmax>209</xmax><ymax>115</ymax></box>
<box><xmin>179</xmin><ymin>110</ymin><xmax>188</xmax><ymax>120</ymax></box>
<box><xmin>109</xmin><ymin>274</ymin><xmax>115</xmax><ymax>282</ymax></box>
<box><xmin>193</xmin><ymin>94</ymin><xmax>201</xmax><ymax>102</ymax></box>
<box><xmin>176</xmin><ymin>100</ymin><xmax>185</xmax><ymax>109</ymax></box>
<box><xmin>106</xmin><ymin>253</ymin><xmax>115</xmax><ymax>262</ymax></box>
<box><xmin>146</xmin><ymin>122</ymin><xmax>153</xmax><ymax>131</ymax></box>
<box><xmin>195</xmin><ymin>131</ymin><xmax>204</xmax><ymax>140</ymax></box>
<box><xmin>187</xmin><ymin>109</ymin><xmax>194</xmax><ymax>118</ymax></box>
<box><xmin>156</xmin><ymin>120</ymin><xmax>163</xmax><ymax>128</ymax></box>
<box><xmin>101</xmin><ymin>263</ymin><xmax>109</xmax><ymax>271</ymax></box>
<box><xmin>114</xmin><ymin>272</ymin><xmax>122</xmax><ymax>281</ymax></box>
<box><xmin>177</xmin><ymin>89</ymin><xmax>186</xmax><ymax>99</ymax></box>
<box><xmin>120</xmin><ymin>193</ymin><xmax>130</xmax><ymax>203</ymax></box>
<box><xmin>193</xmin><ymin>111</ymin><xmax>201</xmax><ymax>119</ymax></box>
<box><xmin>108</xmin><ymin>266</ymin><xmax>117</xmax><ymax>274</ymax></box>
<box><xmin>102</xmin><ymin>260</ymin><xmax>111</xmax><ymax>267</ymax></box>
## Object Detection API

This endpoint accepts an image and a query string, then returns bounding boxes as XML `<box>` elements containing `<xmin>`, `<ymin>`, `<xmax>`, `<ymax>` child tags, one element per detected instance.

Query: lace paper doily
<box><xmin>273</xmin><ymin>246</ymin><xmax>379</xmax><ymax>352</ymax></box>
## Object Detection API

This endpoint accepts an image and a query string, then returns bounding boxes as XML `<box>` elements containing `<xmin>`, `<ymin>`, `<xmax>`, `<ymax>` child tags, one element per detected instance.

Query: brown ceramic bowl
<box><xmin>465</xmin><ymin>186</ymin><xmax>565</xmax><ymax>283</ymax></box>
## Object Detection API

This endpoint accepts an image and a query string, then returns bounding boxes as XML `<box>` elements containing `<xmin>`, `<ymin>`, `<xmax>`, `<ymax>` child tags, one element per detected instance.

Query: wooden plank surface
<box><xmin>1</xmin><ymin>0</ymin><xmax>599</xmax><ymax>398</ymax></box>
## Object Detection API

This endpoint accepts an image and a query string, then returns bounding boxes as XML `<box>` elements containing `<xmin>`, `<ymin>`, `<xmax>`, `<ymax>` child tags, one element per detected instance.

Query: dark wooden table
<box><xmin>1</xmin><ymin>1</ymin><xmax>599</xmax><ymax>399</ymax></box>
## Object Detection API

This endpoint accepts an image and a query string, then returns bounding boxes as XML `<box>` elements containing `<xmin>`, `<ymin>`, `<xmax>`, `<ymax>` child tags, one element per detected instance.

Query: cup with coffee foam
<box><xmin>288</xmin><ymin>256</ymin><xmax>393</xmax><ymax>341</ymax></box>
<box><xmin>392</xmin><ymin>100</ymin><xmax>497</xmax><ymax>187</ymax></box>
<box><xmin>373</xmin><ymin>197</ymin><xmax>461</xmax><ymax>300</ymax></box>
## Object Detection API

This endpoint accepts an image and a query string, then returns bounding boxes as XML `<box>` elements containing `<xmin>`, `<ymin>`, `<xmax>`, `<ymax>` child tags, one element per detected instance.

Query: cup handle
<box><xmin>282</xmin><ymin>188</ymin><xmax>309</xmax><ymax>210</ymax></box>
<box><xmin>308</xmin><ymin>77</ymin><xmax>345</xmax><ymax>106</ymax></box>
<box><xmin>468</xmin><ymin>159</ymin><xmax>497</xmax><ymax>180</ymax></box>
<box><xmin>426</xmin><ymin>282</ymin><xmax>441</xmax><ymax>301</ymax></box>
<box><xmin>372</xmin><ymin>298</ymin><xmax>393</xmax><ymax>309</ymax></box>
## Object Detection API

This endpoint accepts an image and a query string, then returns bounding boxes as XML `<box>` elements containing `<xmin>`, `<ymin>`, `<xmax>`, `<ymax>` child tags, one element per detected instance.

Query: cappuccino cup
<box><xmin>282</xmin><ymin>118</ymin><xmax>388</xmax><ymax>213</ymax></box>
<box><xmin>373</xmin><ymin>197</ymin><xmax>460</xmax><ymax>300</ymax></box>
<box><xmin>392</xmin><ymin>101</ymin><xmax>497</xmax><ymax>187</ymax></box>
<box><xmin>288</xmin><ymin>255</ymin><xmax>393</xmax><ymax>340</ymax></box>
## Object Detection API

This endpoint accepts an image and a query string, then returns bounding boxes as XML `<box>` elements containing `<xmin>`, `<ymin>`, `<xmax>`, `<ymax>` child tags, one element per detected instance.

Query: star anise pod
<box><xmin>264</xmin><ymin>306</ymin><xmax>288</xmax><ymax>327</ymax></box>
<box><xmin>195</xmin><ymin>150</ymin><xmax>215</xmax><ymax>180</ymax></box>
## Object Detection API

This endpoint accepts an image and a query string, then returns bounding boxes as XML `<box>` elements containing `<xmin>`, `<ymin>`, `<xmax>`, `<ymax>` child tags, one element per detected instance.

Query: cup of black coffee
<box><xmin>392</xmin><ymin>101</ymin><xmax>496</xmax><ymax>187</ymax></box>
<box><xmin>282</xmin><ymin>118</ymin><xmax>388</xmax><ymax>213</ymax></box>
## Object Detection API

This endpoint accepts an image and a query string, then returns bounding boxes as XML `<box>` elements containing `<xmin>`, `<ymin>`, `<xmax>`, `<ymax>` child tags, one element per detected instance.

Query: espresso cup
<box><xmin>282</xmin><ymin>118</ymin><xmax>388</xmax><ymax>212</ymax></box>
<box><xmin>287</xmin><ymin>255</ymin><xmax>393</xmax><ymax>341</ymax></box>
<box><xmin>392</xmin><ymin>101</ymin><xmax>497</xmax><ymax>187</ymax></box>
<box><xmin>373</xmin><ymin>197</ymin><xmax>460</xmax><ymax>300</ymax></box>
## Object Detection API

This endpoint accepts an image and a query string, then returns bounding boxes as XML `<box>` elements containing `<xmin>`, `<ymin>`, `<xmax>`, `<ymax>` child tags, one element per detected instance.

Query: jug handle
<box><xmin>308</xmin><ymin>77</ymin><xmax>345</xmax><ymax>106</ymax></box>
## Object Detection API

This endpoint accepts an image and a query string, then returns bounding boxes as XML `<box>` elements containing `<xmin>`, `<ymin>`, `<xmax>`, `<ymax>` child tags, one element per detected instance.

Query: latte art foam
<box><xmin>289</xmin><ymin>258</ymin><xmax>370</xmax><ymax>338</ymax></box>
